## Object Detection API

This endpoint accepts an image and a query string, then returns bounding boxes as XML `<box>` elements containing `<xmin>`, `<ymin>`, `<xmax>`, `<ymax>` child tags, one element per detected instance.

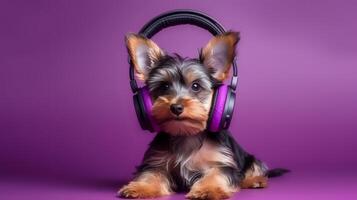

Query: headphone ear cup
<box><xmin>207</xmin><ymin>85</ymin><xmax>236</xmax><ymax>132</ymax></box>
<box><xmin>207</xmin><ymin>84</ymin><xmax>229</xmax><ymax>132</ymax></box>
<box><xmin>133</xmin><ymin>91</ymin><xmax>150</xmax><ymax>131</ymax></box>
<box><xmin>133</xmin><ymin>86</ymin><xmax>158</xmax><ymax>132</ymax></box>
<box><xmin>220</xmin><ymin>88</ymin><xmax>236</xmax><ymax>130</ymax></box>
<box><xmin>207</xmin><ymin>87</ymin><xmax>218</xmax><ymax>131</ymax></box>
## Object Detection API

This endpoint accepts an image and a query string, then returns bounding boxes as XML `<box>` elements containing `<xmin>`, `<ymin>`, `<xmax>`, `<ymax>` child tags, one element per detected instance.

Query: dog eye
<box><xmin>159</xmin><ymin>82</ymin><xmax>170</xmax><ymax>91</ymax></box>
<box><xmin>191</xmin><ymin>82</ymin><xmax>201</xmax><ymax>92</ymax></box>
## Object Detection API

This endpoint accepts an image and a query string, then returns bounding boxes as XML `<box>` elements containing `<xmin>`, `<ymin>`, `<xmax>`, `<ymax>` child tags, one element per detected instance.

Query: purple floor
<box><xmin>1</xmin><ymin>170</ymin><xmax>356</xmax><ymax>200</ymax></box>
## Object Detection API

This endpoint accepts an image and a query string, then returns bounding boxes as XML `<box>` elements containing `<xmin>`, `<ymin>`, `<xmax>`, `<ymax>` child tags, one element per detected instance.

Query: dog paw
<box><xmin>252</xmin><ymin>176</ymin><xmax>268</xmax><ymax>188</ymax></box>
<box><xmin>117</xmin><ymin>181</ymin><xmax>166</xmax><ymax>199</ymax></box>
<box><xmin>186</xmin><ymin>186</ymin><xmax>231</xmax><ymax>200</ymax></box>
<box><xmin>240</xmin><ymin>176</ymin><xmax>268</xmax><ymax>189</ymax></box>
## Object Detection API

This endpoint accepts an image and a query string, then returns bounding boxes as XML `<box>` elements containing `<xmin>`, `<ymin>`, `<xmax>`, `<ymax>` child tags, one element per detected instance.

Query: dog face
<box><xmin>126</xmin><ymin>32</ymin><xmax>239</xmax><ymax>135</ymax></box>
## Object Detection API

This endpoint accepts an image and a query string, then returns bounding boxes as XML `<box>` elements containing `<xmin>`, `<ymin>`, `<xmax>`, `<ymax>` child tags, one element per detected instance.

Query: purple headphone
<box><xmin>129</xmin><ymin>10</ymin><xmax>238</xmax><ymax>133</ymax></box>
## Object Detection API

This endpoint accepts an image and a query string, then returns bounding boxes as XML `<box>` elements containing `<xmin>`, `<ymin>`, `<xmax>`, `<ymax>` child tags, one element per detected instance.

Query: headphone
<box><xmin>129</xmin><ymin>10</ymin><xmax>238</xmax><ymax>133</ymax></box>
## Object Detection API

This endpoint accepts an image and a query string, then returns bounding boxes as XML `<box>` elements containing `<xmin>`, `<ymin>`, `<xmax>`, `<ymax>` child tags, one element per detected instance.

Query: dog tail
<box><xmin>266</xmin><ymin>168</ymin><xmax>290</xmax><ymax>178</ymax></box>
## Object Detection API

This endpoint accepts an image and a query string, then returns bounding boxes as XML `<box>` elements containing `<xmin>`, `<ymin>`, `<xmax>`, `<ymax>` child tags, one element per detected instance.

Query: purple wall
<box><xmin>1</xmin><ymin>0</ymin><xmax>357</xmax><ymax>184</ymax></box>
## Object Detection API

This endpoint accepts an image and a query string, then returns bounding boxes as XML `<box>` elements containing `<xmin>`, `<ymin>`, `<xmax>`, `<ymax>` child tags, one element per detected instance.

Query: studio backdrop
<box><xmin>0</xmin><ymin>0</ymin><xmax>357</xmax><ymax>199</ymax></box>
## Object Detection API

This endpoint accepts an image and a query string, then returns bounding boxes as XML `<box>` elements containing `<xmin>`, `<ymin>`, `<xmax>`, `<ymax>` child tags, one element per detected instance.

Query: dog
<box><xmin>118</xmin><ymin>31</ymin><xmax>288</xmax><ymax>199</ymax></box>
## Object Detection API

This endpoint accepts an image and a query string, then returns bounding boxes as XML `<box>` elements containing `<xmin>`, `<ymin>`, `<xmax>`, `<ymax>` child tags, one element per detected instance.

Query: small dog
<box><xmin>118</xmin><ymin>32</ymin><xmax>288</xmax><ymax>199</ymax></box>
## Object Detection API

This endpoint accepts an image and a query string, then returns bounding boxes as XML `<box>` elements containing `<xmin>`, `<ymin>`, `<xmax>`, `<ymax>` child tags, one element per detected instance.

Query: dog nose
<box><xmin>170</xmin><ymin>104</ymin><xmax>184</xmax><ymax>116</ymax></box>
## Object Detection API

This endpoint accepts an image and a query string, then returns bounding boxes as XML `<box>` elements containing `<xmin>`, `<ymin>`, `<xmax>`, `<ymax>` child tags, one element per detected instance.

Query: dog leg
<box><xmin>241</xmin><ymin>161</ymin><xmax>268</xmax><ymax>189</ymax></box>
<box><xmin>118</xmin><ymin>171</ymin><xmax>171</xmax><ymax>198</ymax></box>
<box><xmin>186</xmin><ymin>168</ymin><xmax>238</xmax><ymax>200</ymax></box>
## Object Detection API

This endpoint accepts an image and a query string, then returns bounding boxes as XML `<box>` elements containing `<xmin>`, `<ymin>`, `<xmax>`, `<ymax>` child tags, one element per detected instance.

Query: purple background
<box><xmin>1</xmin><ymin>0</ymin><xmax>357</xmax><ymax>199</ymax></box>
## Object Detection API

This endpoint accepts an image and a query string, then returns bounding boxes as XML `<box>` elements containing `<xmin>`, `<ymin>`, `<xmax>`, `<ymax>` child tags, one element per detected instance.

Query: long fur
<box><xmin>135</xmin><ymin>130</ymin><xmax>269</xmax><ymax>191</ymax></box>
<box><xmin>119</xmin><ymin>32</ymin><xmax>288</xmax><ymax>199</ymax></box>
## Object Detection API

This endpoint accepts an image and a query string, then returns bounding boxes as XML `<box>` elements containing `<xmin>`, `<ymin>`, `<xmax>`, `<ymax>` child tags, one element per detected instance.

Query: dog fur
<box><xmin>118</xmin><ymin>32</ymin><xmax>288</xmax><ymax>199</ymax></box>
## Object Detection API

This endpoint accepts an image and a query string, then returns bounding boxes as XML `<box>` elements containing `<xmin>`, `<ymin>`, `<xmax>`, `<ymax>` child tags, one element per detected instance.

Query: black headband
<box><xmin>129</xmin><ymin>9</ymin><xmax>238</xmax><ymax>92</ymax></box>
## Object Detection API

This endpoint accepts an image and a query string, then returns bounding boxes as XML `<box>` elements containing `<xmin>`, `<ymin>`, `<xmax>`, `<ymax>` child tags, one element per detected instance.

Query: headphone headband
<box><xmin>139</xmin><ymin>10</ymin><xmax>225</xmax><ymax>38</ymax></box>
<box><xmin>129</xmin><ymin>9</ymin><xmax>238</xmax><ymax>93</ymax></box>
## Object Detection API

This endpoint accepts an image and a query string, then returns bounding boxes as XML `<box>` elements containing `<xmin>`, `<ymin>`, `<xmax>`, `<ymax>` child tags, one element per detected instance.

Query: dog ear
<box><xmin>201</xmin><ymin>31</ymin><xmax>240</xmax><ymax>81</ymax></box>
<box><xmin>125</xmin><ymin>33</ymin><xmax>164</xmax><ymax>81</ymax></box>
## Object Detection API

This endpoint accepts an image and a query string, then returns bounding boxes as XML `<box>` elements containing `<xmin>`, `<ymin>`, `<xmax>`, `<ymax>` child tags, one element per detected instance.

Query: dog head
<box><xmin>126</xmin><ymin>32</ymin><xmax>239</xmax><ymax>135</ymax></box>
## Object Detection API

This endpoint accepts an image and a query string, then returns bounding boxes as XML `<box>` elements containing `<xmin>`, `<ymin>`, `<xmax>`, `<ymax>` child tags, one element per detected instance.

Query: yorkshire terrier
<box><xmin>118</xmin><ymin>32</ymin><xmax>288</xmax><ymax>199</ymax></box>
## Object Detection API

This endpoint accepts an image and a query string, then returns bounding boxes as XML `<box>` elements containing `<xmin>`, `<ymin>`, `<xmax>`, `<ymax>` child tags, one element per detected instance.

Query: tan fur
<box><xmin>126</xmin><ymin>34</ymin><xmax>164</xmax><ymax>80</ymax></box>
<box><xmin>241</xmin><ymin>163</ymin><xmax>268</xmax><ymax>189</ymax></box>
<box><xmin>151</xmin><ymin>95</ymin><xmax>210</xmax><ymax>136</ymax></box>
<box><xmin>185</xmin><ymin>69</ymin><xmax>199</xmax><ymax>84</ymax></box>
<box><xmin>240</xmin><ymin>176</ymin><xmax>268</xmax><ymax>189</ymax></box>
<box><xmin>188</xmin><ymin>140</ymin><xmax>237</xmax><ymax>171</ymax></box>
<box><xmin>151</xmin><ymin>96</ymin><xmax>172</xmax><ymax>121</ymax></box>
<box><xmin>183</xmin><ymin>66</ymin><xmax>210</xmax><ymax>87</ymax></box>
<box><xmin>175</xmin><ymin>139</ymin><xmax>238</xmax><ymax>184</ymax></box>
<box><xmin>186</xmin><ymin>168</ymin><xmax>238</xmax><ymax>200</ymax></box>
<box><xmin>118</xmin><ymin>172</ymin><xmax>171</xmax><ymax>198</ymax></box>
<box><xmin>244</xmin><ymin>163</ymin><xmax>266</xmax><ymax>177</ymax></box>
<box><xmin>201</xmin><ymin>32</ymin><xmax>239</xmax><ymax>81</ymax></box>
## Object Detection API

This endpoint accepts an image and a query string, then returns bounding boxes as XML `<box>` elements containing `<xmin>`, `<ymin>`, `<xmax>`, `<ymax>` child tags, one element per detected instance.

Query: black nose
<box><xmin>170</xmin><ymin>104</ymin><xmax>184</xmax><ymax>116</ymax></box>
